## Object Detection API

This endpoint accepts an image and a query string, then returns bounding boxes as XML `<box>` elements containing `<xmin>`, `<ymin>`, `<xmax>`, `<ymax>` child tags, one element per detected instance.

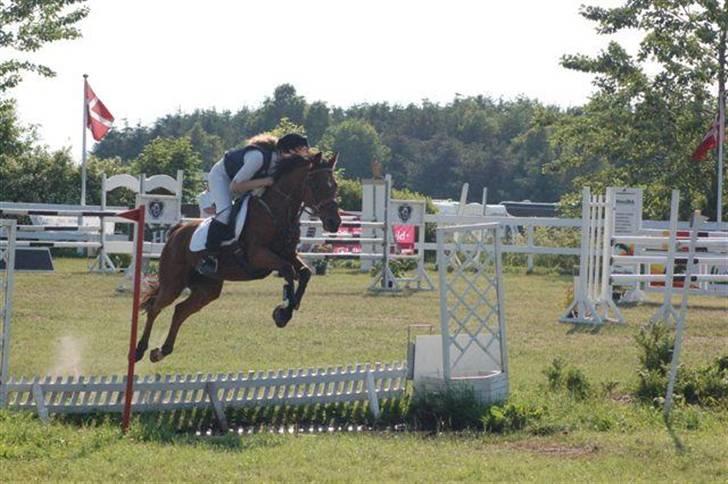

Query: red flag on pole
<box><xmin>85</xmin><ymin>80</ymin><xmax>114</xmax><ymax>141</ymax></box>
<box><xmin>691</xmin><ymin>115</ymin><xmax>720</xmax><ymax>161</ymax></box>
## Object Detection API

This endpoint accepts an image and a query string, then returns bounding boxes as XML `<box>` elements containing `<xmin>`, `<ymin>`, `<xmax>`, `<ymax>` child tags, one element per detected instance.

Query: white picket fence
<box><xmin>4</xmin><ymin>363</ymin><xmax>407</xmax><ymax>430</ymax></box>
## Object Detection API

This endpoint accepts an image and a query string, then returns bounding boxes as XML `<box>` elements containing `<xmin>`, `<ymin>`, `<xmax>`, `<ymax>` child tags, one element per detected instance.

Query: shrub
<box><xmin>633</xmin><ymin>323</ymin><xmax>728</xmax><ymax>408</ymax></box>
<box><xmin>635</xmin><ymin>322</ymin><xmax>673</xmax><ymax>374</ymax></box>
<box><xmin>544</xmin><ymin>358</ymin><xmax>592</xmax><ymax>400</ymax></box>
<box><xmin>544</xmin><ymin>358</ymin><xmax>566</xmax><ymax>391</ymax></box>
<box><xmin>565</xmin><ymin>368</ymin><xmax>592</xmax><ymax>400</ymax></box>
<box><xmin>406</xmin><ymin>384</ymin><xmax>485</xmax><ymax>432</ymax></box>
<box><xmin>482</xmin><ymin>402</ymin><xmax>543</xmax><ymax>433</ymax></box>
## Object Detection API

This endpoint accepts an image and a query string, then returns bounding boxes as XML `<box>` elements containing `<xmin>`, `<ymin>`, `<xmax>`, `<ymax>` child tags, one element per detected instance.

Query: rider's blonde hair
<box><xmin>247</xmin><ymin>133</ymin><xmax>278</xmax><ymax>152</ymax></box>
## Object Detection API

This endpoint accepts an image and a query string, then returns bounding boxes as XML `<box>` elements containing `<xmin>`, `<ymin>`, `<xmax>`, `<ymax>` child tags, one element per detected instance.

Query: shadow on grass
<box><xmin>664</xmin><ymin>417</ymin><xmax>686</xmax><ymax>454</ymax></box>
<box><xmin>565</xmin><ymin>324</ymin><xmax>603</xmax><ymax>335</ymax></box>
<box><xmin>41</xmin><ymin>397</ymin><xmax>406</xmax><ymax>450</ymax></box>
<box><xmin>627</xmin><ymin>300</ymin><xmax>727</xmax><ymax>312</ymax></box>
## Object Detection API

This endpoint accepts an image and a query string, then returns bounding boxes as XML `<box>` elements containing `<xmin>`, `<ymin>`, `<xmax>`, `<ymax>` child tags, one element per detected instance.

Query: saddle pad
<box><xmin>189</xmin><ymin>196</ymin><xmax>250</xmax><ymax>252</ymax></box>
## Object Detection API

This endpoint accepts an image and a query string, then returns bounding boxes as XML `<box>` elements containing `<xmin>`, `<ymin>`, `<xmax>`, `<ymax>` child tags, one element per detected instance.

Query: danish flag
<box><xmin>85</xmin><ymin>80</ymin><xmax>114</xmax><ymax>141</ymax></box>
<box><xmin>691</xmin><ymin>113</ymin><xmax>722</xmax><ymax>161</ymax></box>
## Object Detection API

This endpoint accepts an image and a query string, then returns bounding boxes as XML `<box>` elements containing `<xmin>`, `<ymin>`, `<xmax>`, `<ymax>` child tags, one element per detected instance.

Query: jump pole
<box><xmin>117</xmin><ymin>206</ymin><xmax>145</xmax><ymax>433</ymax></box>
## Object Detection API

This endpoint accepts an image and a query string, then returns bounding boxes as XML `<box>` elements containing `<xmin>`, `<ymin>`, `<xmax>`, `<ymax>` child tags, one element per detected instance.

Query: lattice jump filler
<box><xmin>412</xmin><ymin>222</ymin><xmax>508</xmax><ymax>404</ymax></box>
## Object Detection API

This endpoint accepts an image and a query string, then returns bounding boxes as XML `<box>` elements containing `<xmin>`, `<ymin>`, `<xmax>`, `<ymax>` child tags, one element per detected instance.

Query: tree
<box><xmin>131</xmin><ymin>137</ymin><xmax>203</xmax><ymax>202</ymax></box>
<box><xmin>1</xmin><ymin>146</ymin><xmax>80</xmax><ymax>203</ymax></box>
<box><xmin>319</xmin><ymin>119</ymin><xmax>390</xmax><ymax>180</ymax></box>
<box><xmin>187</xmin><ymin>121</ymin><xmax>224</xmax><ymax>170</ymax></box>
<box><xmin>267</xmin><ymin>117</ymin><xmax>306</xmax><ymax>140</ymax></box>
<box><xmin>552</xmin><ymin>0</ymin><xmax>728</xmax><ymax>219</ymax></box>
<box><xmin>0</xmin><ymin>0</ymin><xmax>89</xmax><ymax>93</ymax></box>
<box><xmin>92</xmin><ymin>121</ymin><xmax>150</xmax><ymax>163</ymax></box>
<box><xmin>250</xmin><ymin>84</ymin><xmax>306</xmax><ymax>133</ymax></box>
<box><xmin>304</xmin><ymin>101</ymin><xmax>330</xmax><ymax>145</ymax></box>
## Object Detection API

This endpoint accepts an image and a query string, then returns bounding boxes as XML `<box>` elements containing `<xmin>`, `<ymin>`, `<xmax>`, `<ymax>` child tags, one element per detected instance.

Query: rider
<box><xmin>198</xmin><ymin>132</ymin><xmax>310</xmax><ymax>275</ymax></box>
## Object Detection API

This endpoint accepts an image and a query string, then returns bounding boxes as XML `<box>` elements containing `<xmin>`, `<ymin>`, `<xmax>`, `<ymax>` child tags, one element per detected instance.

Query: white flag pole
<box><xmin>81</xmin><ymin>73</ymin><xmax>88</xmax><ymax>207</ymax></box>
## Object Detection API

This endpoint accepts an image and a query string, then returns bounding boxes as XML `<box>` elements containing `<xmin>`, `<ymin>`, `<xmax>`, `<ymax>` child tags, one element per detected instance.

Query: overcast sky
<box><xmin>10</xmin><ymin>0</ymin><xmax>641</xmax><ymax>160</ymax></box>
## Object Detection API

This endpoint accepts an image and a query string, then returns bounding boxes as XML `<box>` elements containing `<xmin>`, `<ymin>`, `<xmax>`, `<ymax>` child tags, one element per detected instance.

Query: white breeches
<box><xmin>207</xmin><ymin>160</ymin><xmax>234</xmax><ymax>224</ymax></box>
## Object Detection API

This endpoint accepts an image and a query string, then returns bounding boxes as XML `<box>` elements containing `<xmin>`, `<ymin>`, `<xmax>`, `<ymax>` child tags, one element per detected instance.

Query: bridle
<box><xmin>258</xmin><ymin>164</ymin><xmax>337</xmax><ymax>224</ymax></box>
<box><xmin>303</xmin><ymin>166</ymin><xmax>338</xmax><ymax>217</ymax></box>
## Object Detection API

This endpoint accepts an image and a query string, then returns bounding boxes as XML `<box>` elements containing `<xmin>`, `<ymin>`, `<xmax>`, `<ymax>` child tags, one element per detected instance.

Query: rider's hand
<box><xmin>262</xmin><ymin>177</ymin><xmax>274</xmax><ymax>187</ymax></box>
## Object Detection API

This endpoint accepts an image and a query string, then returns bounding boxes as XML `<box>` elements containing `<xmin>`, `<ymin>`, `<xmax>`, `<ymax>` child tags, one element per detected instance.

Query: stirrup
<box><xmin>197</xmin><ymin>254</ymin><xmax>218</xmax><ymax>275</ymax></box>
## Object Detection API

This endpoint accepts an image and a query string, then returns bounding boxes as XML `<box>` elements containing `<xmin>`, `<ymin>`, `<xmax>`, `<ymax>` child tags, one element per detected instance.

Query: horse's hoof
<box><xmin>273</xmin><ymin>306</ymin><xmax>292</xmax><ymax>328</ymax></box>
<box><xmin>150</xmin><ymin>348</ymin><xmax>164</xmax><ymax>363</ymax></box>
<box><xmin>134</xmin><ymin>347</ymin><xmax>146</xmax><ymax>362</ymax></box>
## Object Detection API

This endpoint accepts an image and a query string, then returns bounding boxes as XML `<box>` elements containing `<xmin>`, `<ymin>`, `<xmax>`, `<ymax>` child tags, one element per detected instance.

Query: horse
<box><xmin>134</xmin><ymin>152</ymin><xmax>341</xmax><ymax>363</ymax></box>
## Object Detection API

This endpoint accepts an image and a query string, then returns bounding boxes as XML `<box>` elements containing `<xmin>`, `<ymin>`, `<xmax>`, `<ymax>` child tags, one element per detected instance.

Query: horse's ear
<box><xmin>311</xmin><ymin>152</ymin><xmax>322</xmax><ymax>164</ymax></box>
<box><xmin>329</xmin><ymin>152</ymin><xmax>339</xmax><ymax>169</ymax></box>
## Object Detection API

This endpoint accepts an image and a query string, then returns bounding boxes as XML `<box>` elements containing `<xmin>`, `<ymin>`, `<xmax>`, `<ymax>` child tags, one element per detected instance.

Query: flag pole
<box><xmin>81</xmin><ymin>74</ymin><xmax>88</xmax><ymax>207</ymax></box>
<box><xmin>718</xmin><ymin>89</ymin><xmax>724</xmax><ymax>227</ymax></box>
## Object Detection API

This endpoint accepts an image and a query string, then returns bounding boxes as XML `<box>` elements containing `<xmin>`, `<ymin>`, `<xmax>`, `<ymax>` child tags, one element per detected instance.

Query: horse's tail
<box><xmin>140</xmin><ymin>276</ymin><xmax>160</xmax><ymax>314</ymax></box>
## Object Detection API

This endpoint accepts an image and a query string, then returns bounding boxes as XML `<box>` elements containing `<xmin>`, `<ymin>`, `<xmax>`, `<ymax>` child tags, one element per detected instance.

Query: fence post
<box><xmin>664</xmin><ymin>212</ymin><xmax>705</xmax><ymax>419</ymax></box>
<box><xmin>526</xmin><ymin>224</ymin><xmax>534</xmax><ymax>273</ymax></box>
<box><xmin>0</xmin><ymin>220</ymin><xmax>16</xmax><ymax>408</ymax></box>
<box><xmin>205</xmin><ymin>381</ymin><xmax>229</xmax><ymax>432</ymax></box>
<box><xmin>365</xmin><ymin>368</ymin><xmax>381</xmax><ymax>419</ymax></box>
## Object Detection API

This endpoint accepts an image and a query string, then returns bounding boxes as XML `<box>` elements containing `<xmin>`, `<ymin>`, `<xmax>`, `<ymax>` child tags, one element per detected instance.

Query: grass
<box><xmin>1</xmin><ymin>257</ymin><xmax>727</xmax><ymax>481</ymax></box>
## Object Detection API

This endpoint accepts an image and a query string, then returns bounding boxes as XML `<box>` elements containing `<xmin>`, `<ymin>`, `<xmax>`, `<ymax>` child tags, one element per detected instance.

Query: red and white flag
<box><xmin>85</xmin><ymin>80</ymin><xmax>114</xmax><ymax>141</ymax></box>
<box><xmin>691</xmin><ymin>114</ymin><xmax>721</xmax><ymax>161</ymax></box>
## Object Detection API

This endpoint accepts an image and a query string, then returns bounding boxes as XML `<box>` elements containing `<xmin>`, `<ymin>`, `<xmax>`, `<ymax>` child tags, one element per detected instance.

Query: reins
<box><xmin>254</xmin><ymin>165</ymin><xmax>336</xmax><ymax>226</ymax></box>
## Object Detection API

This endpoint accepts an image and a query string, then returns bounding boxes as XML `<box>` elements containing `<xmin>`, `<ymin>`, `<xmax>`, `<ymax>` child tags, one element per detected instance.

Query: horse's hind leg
<box><xmin>134</xmin><ymin>281</ymin><xmax>185</xmax><ymax>362</ymax></box>
<box><xmin>149</xmin><ymin>279</ymin><xmax>223</xmax><ymax>363</ymax></box>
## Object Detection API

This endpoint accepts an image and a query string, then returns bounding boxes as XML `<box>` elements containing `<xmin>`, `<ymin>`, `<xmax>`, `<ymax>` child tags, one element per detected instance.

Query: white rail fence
<box><xmin>561</xmin><ymin>188</ymin><xmax>728</xmax><ymax>325</ymax></box>
<box><xmin>3</xmin><ymin>363</ymin><xmax>407</xmax><ymax>429</ymax></box>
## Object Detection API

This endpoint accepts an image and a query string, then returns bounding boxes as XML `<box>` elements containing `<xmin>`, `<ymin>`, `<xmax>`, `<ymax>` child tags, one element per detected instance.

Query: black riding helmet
<box><xmin>276</xmin><ymin>133</ymin><xmax>308</xmax><ymax>152</ymax></box>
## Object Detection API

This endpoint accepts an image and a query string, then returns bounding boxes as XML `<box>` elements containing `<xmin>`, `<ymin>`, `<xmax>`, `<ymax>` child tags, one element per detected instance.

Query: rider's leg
<box><xmin>198</xmin><ymin>161</ymin><xmax>233</xmax><ymax>275</ymax></box>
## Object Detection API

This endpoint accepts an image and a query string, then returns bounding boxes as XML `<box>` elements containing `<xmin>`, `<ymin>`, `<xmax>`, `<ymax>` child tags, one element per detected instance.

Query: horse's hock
<box><xmin>412</xmin><ymin>222</ymin><xmax>509</xmax><ymax>405</ymax></box>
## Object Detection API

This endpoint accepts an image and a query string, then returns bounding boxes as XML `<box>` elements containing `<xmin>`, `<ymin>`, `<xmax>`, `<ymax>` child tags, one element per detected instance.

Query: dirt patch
<box><xmin>610</xmin><ymin>393</ymin><xmax>634</xmax><ymax>404</ymax></box>
<box><xmin>508</xmin><ymin>440</ymin><xmax>599</xmax><ymax>458</ymax></box>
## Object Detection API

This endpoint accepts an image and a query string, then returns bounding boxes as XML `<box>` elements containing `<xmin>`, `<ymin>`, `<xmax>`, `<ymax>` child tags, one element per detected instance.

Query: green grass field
<box><xmin>1</xmin><ymin>258</ymin><xmax>727</xmax><ymax>481</ymax></box>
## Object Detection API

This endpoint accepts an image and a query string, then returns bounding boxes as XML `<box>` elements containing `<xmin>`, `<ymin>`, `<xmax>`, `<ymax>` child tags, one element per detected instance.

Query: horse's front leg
<box><xmin>248</xmin><ymin>247</ymin><xmax>297</xmax><ymax>327</ymax></box>
<box><xmin>291</xmin><ymin>256</ymin><xmax>312</xmax><ymax>311</ymax></box>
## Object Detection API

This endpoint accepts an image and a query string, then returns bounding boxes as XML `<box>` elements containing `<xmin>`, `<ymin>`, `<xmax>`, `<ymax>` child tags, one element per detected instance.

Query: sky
<box><xmin>9</xmin><ymin>0</ymin><xmax>642</xmax><ymax>161</ymax></box>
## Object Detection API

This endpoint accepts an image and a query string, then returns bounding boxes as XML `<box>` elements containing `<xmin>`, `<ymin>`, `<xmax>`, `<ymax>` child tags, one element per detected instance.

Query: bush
<box><xmin>544</xmin><ymin>358</ymin><xmax>566</xmax><ymax>391</ymax></box>
<box><xmin>565</xmin><ymin>368</ymin><xmax>592</xmax><ymax>400</ymax></box>
<box><xmin>482</xmin><ymin>402</ymin><xmax>543</xmax><ymax>433</ymax></box>
<box><xmin>544</xmin><ymin>358</ymin><xmax>592</xmax><ymax>400</ymax></box>
<box><xmin>633</xmin><ymin>323</ymin><xmax>728</xmax><ymax>407</ymax></box>
<box><xmin>406</xmin><ymin>385</ymin><xmax>485</xmax><ymax>432</ymax></box>
<box><xmin>635</xmin><ymin>322</ymin><xmax>673</xmax><ymax>374</ymax></box>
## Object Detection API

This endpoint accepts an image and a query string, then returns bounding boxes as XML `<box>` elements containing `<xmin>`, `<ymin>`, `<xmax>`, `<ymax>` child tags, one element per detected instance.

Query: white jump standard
<box><xmin>413</xmin><ymin>222</ymin><xmax>509</xmax><ymax>404</ymax></box>
<box><xmin>562</xmin><ymin>187</ymin><xmax>728</xmax><ymax>326</ymax></box>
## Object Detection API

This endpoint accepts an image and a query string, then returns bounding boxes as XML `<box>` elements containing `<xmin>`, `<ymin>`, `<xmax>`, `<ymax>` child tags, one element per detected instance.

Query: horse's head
<box><xmin>304</xmin><ymin>152</ymin><xmax>341</xmax><ymax>233</ymax></box>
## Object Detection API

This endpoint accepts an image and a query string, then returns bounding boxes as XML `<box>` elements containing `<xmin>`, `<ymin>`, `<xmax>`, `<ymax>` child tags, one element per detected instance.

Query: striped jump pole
<box><xmin>0</xmin><ymin>208</ymin><xmax>121</xmax><ymax>218</ymax></box>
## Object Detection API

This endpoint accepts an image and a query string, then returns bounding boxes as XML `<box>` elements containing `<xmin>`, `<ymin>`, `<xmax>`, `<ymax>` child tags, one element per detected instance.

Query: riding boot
<box><xmin>197</xmin><ymin>219</ymin><xmax>231</xmax><ymax>275</ymax></box>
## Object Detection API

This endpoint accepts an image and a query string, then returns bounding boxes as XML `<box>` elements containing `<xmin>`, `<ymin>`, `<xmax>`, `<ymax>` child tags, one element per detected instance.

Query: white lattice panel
<box><xmin>436</xmin><ymin>223</ymin><xmax>508</xmax><ymax>380</ymax></box>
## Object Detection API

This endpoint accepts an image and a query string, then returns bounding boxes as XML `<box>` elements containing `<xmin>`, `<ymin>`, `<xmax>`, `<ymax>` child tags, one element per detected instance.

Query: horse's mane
<box><xmin>271</xmin><ymin>155</ymin><xmax>310</xmax><ymax>182</ymax></box>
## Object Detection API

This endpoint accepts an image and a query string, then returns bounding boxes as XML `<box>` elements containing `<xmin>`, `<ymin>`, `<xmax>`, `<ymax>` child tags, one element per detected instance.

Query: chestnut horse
<box><xmin>135</xmin><ymin>152</ymin><xmax>341</xmax><ymax>363</ymax></box>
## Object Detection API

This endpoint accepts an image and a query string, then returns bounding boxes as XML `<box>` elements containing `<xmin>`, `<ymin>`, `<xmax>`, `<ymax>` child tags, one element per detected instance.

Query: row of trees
<box><xmin>92</xmin><ymin>87</ymin><xmax>571</xmax><ymax>203</ymax></box>
<box><xmin>1</xmin><ymin>1</ymin><xmax>727</xmax><ymax>221</ymax></box>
